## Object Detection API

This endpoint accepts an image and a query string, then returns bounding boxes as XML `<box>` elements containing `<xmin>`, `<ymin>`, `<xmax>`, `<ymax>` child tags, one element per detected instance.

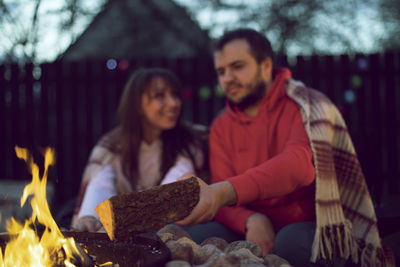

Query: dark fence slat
<box><xmin>395</xmin><ymin>52</ymin><xmax>400</xmax><ymax>181</ymax></box>
<box><xmin>84</xmin><ymin>61</ymin><xmax>94</xmax><ymax>157</ymax></box>
<box><xmin>310</xmin><ymin>55</ymin><xmax>321</xmax><ymax>90</ymax></box>
<box><xmin>100</xmin><ymin>61</ymin><xmax>111</xmax><ymax>135</ymax></box>
<box><xmin>10</xmin><ymin>64</ymin><xmax>22</xmax><ymax>179</ymax></box>
<box><xmin>39</xmin><ymin>63</ymin><xmax>50</xmax><ymax>146</ymax></box>
<box><xmin>54</xmin><ymin>61</ymin><xmax>67</xmax><ymax>204</ymax></box>
<box><xmin>383</xmin><ymin>52</ymin><xmax>399</xmax><ymax>193</ymax></box>
<box><xmin>367</xmin><ymin>54</ymin><xmax>385</xmax><ymax>203</ymax></box>
<box><xmin>353</xmin><ymin>54</ymin><xmax>374</xmax><ymax>201</ymax></box>
<box><xmin>24</xmin><ymin>64</ymin><xmax>35</xmax><ymax>152</ymax></box>
<box><xmin>70</xmin><ymin>61</ymin><xmax>81</xmax><ymax>200</ymax></box>
<box><xmin>0</xmin><ymin>65</ymin><xmax>5</xmax><ymax>179</ymax></box>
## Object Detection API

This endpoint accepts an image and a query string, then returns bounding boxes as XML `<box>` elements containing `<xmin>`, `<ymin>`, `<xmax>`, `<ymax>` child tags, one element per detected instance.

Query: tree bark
<box><xmin>96</xmin><ymin>177</ymin><xmax>200</xmax><ymax>241</ymax></box>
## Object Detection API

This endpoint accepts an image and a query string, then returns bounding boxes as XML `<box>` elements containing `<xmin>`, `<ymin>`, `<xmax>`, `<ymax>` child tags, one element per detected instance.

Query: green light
<box><xmin>215</xmin><ymin>85</ymin><xmax>225</xmax><ymax>97</ymax></box>
<box><xmin>351</xmin><ymin>75</ymin><xmax>362</xmax><ymax>88</ymax></box>
<box><xmin>199</xmin><ymin>86</ymin><xmax>211</xmax><ymax>99</ymax></box>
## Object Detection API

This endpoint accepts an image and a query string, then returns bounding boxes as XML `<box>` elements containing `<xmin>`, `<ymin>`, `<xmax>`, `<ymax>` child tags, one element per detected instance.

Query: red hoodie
<box><xmin>209</xmin><ymin>68</ymin><xmax>316</xmax><ymax>234</ymax></box>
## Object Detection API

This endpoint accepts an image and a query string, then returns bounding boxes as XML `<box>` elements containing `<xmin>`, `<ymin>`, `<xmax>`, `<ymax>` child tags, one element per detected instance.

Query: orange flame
<box><xmin>0</xmin><ymin>147</ymin><xmax>84</xmax><ymax>267</ymax></box>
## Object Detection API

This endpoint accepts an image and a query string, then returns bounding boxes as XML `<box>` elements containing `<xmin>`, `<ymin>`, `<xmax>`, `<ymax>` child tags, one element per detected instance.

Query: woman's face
<box><xmin>141</xmin><ymin>77</ymin><xmax>182</xmax><ymax>135</ymax></box>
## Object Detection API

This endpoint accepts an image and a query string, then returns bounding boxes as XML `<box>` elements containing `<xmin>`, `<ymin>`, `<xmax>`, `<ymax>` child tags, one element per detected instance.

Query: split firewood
<box><xmin>95</xmin><ymin>177</ymin><xmax>200</xmax><ymax>241</ymax></box>
<box><xmin>52</xmin><ymin>242</ymin><xmax>94</xmax><ymax>267</ymax></box>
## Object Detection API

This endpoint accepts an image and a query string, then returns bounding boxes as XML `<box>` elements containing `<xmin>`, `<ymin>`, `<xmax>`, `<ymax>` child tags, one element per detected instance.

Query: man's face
<box><xmin>214</xmin><ymin>39</ymin><xmax>272</xmax><ymax>108</ymax></box>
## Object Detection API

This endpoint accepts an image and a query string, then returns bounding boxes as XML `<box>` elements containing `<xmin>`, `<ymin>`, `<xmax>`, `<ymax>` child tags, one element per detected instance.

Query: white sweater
<box><xmin>77</xmin><ymin>140</ymin><xmax>201</xmax><ymax>219</ymax></box>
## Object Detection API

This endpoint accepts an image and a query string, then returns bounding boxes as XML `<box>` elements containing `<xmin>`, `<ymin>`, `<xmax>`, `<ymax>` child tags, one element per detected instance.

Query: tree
<box><xmin>379</xmin><ymin>0</ymin><xmax>400</xmax><ymax>50</ymax></box>
<box><xmin>0</xmin><ymin>0</ymin><xmax>106</xmax><ymax>63</ymax></box>
<box><xmin>176</xmin><ymin>0</ymin><xmax>392</xmax><ymax>55</ymax></box>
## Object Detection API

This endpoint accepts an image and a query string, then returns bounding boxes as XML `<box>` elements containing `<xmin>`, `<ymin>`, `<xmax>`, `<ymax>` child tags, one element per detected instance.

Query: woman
<box><xmin>71</xmin><ymin>68</ymin><xmax>204</xmax><ymax>231</ymax></box>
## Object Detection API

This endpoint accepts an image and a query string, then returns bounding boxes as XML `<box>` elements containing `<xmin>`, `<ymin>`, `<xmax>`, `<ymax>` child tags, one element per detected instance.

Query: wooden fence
<box><xmin>0</xmin><ymin>53</ymin><xmax>399</xmax><ymax>210</ymax></box>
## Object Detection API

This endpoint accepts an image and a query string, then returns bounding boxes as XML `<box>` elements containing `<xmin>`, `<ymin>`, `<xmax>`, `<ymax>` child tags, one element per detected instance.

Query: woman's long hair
<box><xmin>115</xmin><ymin>68</ymin><xmax>198</xmax><ymax>189</ymax></box>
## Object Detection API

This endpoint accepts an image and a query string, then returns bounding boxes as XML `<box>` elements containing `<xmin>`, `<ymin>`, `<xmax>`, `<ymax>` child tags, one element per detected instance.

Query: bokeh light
<box><xmin>106</xmin><ymin>59</ymin><xmax>117</xmax><ymax>70</ymax></box>
<box><xmin>182</xmin><ymin>88</ymin><xmax>192</xmax><ymax>100</ymax></box>
<box><xmin>199</xmin><ymin>86</ymin><xmax>211</xmax><ymax>100</ymax></box>
<box><xmin>338</xmin><ymin>105</ymin><xmax>347</xmax><ymax>116</ymax></box>
<box><xmin>357</xmin><ymin>58</ymin><xmax>368</xmax><ymax>71</ymax></box>
<box><xmin>118</xmin><ymin>59</ymin><xmax>130</xmax><ymax>71</ymax></box>
<box><xmin>344</xmin><ymin>90</ymin><xmax>356</xmax><ymax>104</ymax></box>
<box><xmin>215</xmin><ymin>85</ymin><xmax>225</xmax><ymax>97</ymax></box>
<box><xmin>351</xmin><ymin>75</ymin><xmax>362</xmax><ymax>88</ymax></box>
<box><xmin>32</xmin><ymin>66</ymin><xmax>42</xmax><ymax>80</ymax></box>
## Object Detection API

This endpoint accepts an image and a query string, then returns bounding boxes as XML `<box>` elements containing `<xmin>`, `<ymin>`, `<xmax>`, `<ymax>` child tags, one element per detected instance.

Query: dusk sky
<box><xmin>0</xmin><ymin>0</ymin><xmax>388</xmax><ymax>62</ymax></box>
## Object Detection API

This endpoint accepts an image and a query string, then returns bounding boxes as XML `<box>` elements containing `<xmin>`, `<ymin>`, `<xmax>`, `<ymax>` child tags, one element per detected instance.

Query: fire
<box><xmin>0</xmin><ymin>147</ymin><xmax>84</xmax><ymax>267</ymax></box>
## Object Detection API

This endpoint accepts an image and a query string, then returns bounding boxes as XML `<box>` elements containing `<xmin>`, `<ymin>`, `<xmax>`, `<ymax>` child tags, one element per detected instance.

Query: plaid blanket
<box><xmin>71</xmin><ymin>128</ymin><xmax>121</xmax><ymax>228</ymax></box>
<box><xmin>286</xmin><ymin>79</ymin><xmax>394</xmax><ymax>266</ymax></box>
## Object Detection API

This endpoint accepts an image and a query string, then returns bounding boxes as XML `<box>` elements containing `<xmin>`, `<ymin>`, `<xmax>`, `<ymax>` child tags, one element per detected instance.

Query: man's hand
<box><xmin>71</xmin><ymin>215</ymin><xmax>103</xmax><ymax>232</ymax></box>
<box><xmin>175</xmin><ymin>176</ymin><xmax>237</xmax><ymax>226</ymax></box>
<box><xmin>246</xmin><ymin>213</ymin><xmax>275</xmax><ymax>256</ymax></box>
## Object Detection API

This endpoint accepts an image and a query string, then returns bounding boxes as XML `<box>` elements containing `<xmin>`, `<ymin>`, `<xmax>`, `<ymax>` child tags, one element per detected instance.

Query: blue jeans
<box><xmin>183</xmin><ymin>221</ymin><xmax>348</xmax><ymax>267</ymax></box>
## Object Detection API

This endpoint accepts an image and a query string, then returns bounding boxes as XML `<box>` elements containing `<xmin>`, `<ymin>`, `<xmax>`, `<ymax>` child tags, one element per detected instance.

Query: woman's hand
<box><xmin>71</xmin><ymin>215</ymin><xmax>103</xmax><ymax>232</ymax></box>
<box><xmin>245</xmin><ymin>213</ymin><xmax>275</xmax><ymax>256</ymax></box>
<box><xmin>175</xmin><ymin>176</ymin><xmax>237</xmax><ymax>226</ymax></box>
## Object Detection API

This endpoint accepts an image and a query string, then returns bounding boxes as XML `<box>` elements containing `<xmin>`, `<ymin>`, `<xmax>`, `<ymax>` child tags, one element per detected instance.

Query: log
<box><xmin>95</xmin><ymin>177</ymin><xmax>200</xmax><ymax>241</ymax></box>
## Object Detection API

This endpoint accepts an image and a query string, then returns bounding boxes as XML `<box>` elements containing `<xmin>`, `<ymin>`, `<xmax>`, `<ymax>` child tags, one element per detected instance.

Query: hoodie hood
<box><xmin>226</xmin><ymin>67</ymin><xmax>292</xmax><ymax>123</ymax></box>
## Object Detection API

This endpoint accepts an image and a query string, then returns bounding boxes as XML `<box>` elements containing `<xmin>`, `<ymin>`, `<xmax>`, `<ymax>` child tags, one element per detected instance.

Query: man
<box><xmin>176</xmin><ymin>28</ymin><xmax>390</xmax><ymax>266</ymax></box>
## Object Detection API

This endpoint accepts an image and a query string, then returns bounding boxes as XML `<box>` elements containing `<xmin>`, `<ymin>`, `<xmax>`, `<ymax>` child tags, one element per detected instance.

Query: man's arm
<box><xmin>174</xmin><ymin>175</ymin><xmax>275</xmax><ymax>256</ymax></box>
<box><xmin>207</xmin><ymin>119</ymin><xmax>260</xmax><ymax>232</ymax></box>
<box><xmin>245</xmin><ymin>213</ymin><xmax>275</xmax><ymax>255</ymax></box>
<box><xmin>175</xmin><ymin>178</ymin><xmax>236</xmax><ymax>226</ymax></box>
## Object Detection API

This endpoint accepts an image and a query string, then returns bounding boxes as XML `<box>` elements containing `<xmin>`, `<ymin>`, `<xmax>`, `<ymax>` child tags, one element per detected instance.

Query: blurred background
<box><xmin>0</xmin><ymin>0</ymin><xmax>399</xmax><ymax>259</ymax></box>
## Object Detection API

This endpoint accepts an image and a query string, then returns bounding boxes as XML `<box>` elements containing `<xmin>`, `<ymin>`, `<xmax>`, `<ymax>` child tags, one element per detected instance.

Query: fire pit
<box><xmin>0</xmin><ymin>147</ymin><xmax>170</xmax><ymax>267</ymax></box>
<box><xmin>0</xmin><ymin>231</ymin><xmax>170</xmax><ymax>267</ymax></box>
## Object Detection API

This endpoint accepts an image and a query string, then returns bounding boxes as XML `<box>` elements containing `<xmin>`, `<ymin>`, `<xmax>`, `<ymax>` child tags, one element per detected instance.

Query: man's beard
<box><xmin>228</xmin><ymin>79</ymin><xmax>267</xmax><ymax>111</ymax></box>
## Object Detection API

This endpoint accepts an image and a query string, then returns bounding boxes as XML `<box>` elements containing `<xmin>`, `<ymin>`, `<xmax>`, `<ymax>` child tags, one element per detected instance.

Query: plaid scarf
<box><xmin>286</xmin><ymin>79</ymin><xmax>394</xmax><ymax>266</ymax></box>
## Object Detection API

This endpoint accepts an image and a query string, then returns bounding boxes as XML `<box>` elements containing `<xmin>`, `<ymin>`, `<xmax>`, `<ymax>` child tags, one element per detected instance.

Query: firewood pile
<box><xmin>157</xmin><ymin>224</ymin><xmax>292</xmax><ymax>267</ymax></box>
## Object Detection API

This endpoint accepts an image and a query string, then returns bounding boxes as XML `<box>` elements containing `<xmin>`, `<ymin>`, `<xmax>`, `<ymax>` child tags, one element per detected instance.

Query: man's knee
<box><xmin>273</xmin><ymin>221</ymin><xmax>316</xmax><ymax>266</ymax></box>
<box><xmin>273</xmin><ymin>222</ymin><xmax>349</xmax><ymax>267</ymax></box>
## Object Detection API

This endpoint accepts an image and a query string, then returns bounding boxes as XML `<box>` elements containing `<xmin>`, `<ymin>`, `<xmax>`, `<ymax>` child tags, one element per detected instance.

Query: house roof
<box><xmin>59</xmin><ymin>0</ymin><xmax>212</xmax><ymax>61</ymax></box>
